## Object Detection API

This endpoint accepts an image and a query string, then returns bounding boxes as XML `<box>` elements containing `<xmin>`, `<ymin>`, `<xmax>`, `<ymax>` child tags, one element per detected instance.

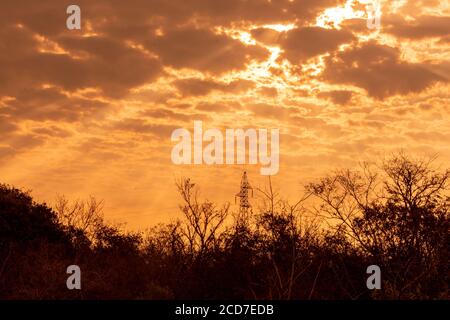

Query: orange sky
<box><xmin>0</xmin><ymin>0</ymin><xmax>449</xmax><ymax>229</ymax></box>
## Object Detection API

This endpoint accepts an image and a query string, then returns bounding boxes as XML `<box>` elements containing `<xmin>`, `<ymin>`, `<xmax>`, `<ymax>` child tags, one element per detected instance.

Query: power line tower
<box><xmin>235</xmin><ymin>171</ymin><xmax>253</xmax><ymax>224</ymax></box>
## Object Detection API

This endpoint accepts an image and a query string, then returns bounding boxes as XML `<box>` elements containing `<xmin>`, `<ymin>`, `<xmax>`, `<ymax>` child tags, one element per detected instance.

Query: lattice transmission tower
<box><xmin>235</xmin><ymin>171</ymin><xmax>253</xmax><ymax>221</ymax></box>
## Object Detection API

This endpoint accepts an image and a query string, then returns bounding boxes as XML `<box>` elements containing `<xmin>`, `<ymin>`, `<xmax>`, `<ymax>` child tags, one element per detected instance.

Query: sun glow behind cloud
<box><xmin>316</xmin><ymin>0</ymin><xmax>375</xmax><ymax>29</ymax></box>
<box><xmin>0</xmin><ymin>0</ymin><xmax>449</xmax><ymax>228</ymax></box>
<box><xmin>261</xmin><ymin>23</ymin><xmax>296</xmax><ymax>32</ymax></box>
<box><xmin>219</xmin><ymin>24</ymin><xmax>299</xmax><ymax>90</ymax></box>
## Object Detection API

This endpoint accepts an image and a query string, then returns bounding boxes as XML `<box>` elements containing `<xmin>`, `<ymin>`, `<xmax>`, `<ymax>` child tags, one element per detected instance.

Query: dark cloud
<box><xmin>1</xmin><ymin>87</ymin><xmax>108</xmax><ymax>122</ymax></box>
<box><xmin>251</xmin><ymin>25</ymin><xmax>355</xmax><ymax>63</ymax></box>
<box><xmin>341</xmin><ymin>18</ymin><xmax>371</xmax><ymax>34</ymax></box>
<box><xmin>0</xmin><ymin>115</ymin><xmax>19</xmax><ymax>136</ymax></box>
<box><xmin>173</xmin><ymin>78</ymin><xmax>255</xmax><ymax>96</ymax></box>
<box><xmin>279</xmin><ymin>27</ymin><xmax>355</xmax><ymax>63</ymax></box>
<box><xmin>170</xmin><ymin>103</ymin><xmax>193</xmax><ymax>110</ymax></box>
<box><xmin>251</xmin><ymin>28</ymin><xmax>283</xmax><ymax>46</ymax></box>
<box><xmin>0</xmin><ymin>26</ymin><xmax>162</xmax><ymax>98</ymax></box>
<box><xmin>193</xmin><ymin>0</ymin><xmax>345</xmax><ymax>25</ymax></box>
<box><xmin>32</xmin><ymin>126</ymin><xmax>72</xmax><ymax>138</ymax></box>
<box><xmin>140</xmin><ymin>108</ymin><xmax>211</xmax><ymax>122</ymax></box>
<box><xmin>247</xmin><ymin>103</ymin><xmax>297</xmax><ymax>118</ymax></box>
<box><xmin>290</xmin><ymin>116</ymin><xmax>327</xmax><ymax>128</ymax></box>
<box><xmin>0</xmin><ymin>1</ymin><xmax>68</xmax><ymax>35</ymax></box>
<box><xmin>257</xmin><ymin>86</ymin><xmax>279</xmax><ymax>98</ymax></box>
<box><xmin>322</xmin><ymin>42</ymin><xmax>446</xmax><ymax>99</ymax></box>
<box><xmin>317</xmin><ymin>90</ymin><xmax>354</xmax><ymax>105</ymax></box>
<box><xmin>195</xmin><ymin>101</ymin><xmax>241</xmax><ymax>112</ymax></box>
<box><xmin>385</xmin><ymin>15</ymin><xmax>450</xmax><ymax>40</ymax></box>
<box><xmin>85</xmin><ymin>0</ymin><xmax>345</xmax><ymax>32</ymax></box>
<box><xmin>0</xmin><ymin>0</ymin><xmax>347</xmax><ymax>105</ymax></box>
<box><xmin>348</xmin><ymin>119</ymin><xmax>385</xmax><ymax>129</ymax></box>
<box><xmin>141</xmin><ymin>109</ymin><xmax>190</xmax><ymax>121</ymax></box>
<box><xmin>148</xmin><ymin>27</ymin><xmax>268</xmax><ymax>74</ymax></box>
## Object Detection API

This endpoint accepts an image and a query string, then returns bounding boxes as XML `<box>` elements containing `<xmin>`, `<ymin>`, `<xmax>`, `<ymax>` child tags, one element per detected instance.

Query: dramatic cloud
<box><xmin>317</xmin><ymin>90</ymin><xmax>354</xmax><ymax>105</ymax></box>
<box><xmin>173</xmin><ymin>78</ymin><xmax>255</xmax><ymax>96</ymax></box>
<box><xmin>0</xmin><ymin>0</ymin><xmax>449</xmax><ymax>228</ymax></box>
<box><xmin>385</xmin><ymin>15</ymin><xmax>450</xmax><ymax>39</ymax></box>
<box><xmin>322</xmin><ymin>42</ymin><xmax>446</xmax><ymax>98</ymax></box>
<box><xmin>0</xmin><ymin>26</ymin><xmax>162</xmax><ymax>98</ymax></box>
<box><xmin>1</xmin><ymin>87</ymin><xmax>108</xmax><ymax>122</ymax></box>
<box><xmin>147</xmin><ymin>27</ymin><xmax>268</xmax><ymax>74</ymax></box>
<box><xmin>280</xmin><ymin>27</ymin><xmax>355</xmax><ymax>62</ymax></box>
<box><xmin>251</xmin><ymin>28</ymin><xmax>283</xmax><ymax>46</ymax></box>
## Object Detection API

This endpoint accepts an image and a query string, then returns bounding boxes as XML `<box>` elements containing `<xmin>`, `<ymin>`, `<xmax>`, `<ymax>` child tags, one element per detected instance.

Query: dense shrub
<box><xmin>0</xmin><ymin>155</ymin><xmax>448</xmax><ymax>299</ymax></box>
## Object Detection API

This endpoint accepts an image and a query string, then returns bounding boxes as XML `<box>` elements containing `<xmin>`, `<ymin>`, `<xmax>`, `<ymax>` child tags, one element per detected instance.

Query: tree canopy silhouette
<box><xmin>0</xmin><ymin>153</ymin><xmax>448</xmax><ymax>299</ymax></box>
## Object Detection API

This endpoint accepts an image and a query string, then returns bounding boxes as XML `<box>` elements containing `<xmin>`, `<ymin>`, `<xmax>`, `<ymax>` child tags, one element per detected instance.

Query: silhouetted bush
<box><xmin>0</xmin><ymin>154</ymin><xmax>448</xmax><ymax>299</ymax></box>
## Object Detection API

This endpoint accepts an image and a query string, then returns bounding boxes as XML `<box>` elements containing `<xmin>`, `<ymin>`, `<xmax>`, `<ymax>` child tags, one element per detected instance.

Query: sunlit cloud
<box><xmin>0</xmin><ymin>0</ymin><xmax>448</xmax><ymax>228</ymax></box>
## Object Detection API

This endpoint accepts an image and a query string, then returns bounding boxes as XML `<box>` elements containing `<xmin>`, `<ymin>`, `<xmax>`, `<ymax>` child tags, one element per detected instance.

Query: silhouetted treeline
<box><xmin>0</xmin><ymin>154</ymin><xmax>448</xmax><ymax>299</ymax></box>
